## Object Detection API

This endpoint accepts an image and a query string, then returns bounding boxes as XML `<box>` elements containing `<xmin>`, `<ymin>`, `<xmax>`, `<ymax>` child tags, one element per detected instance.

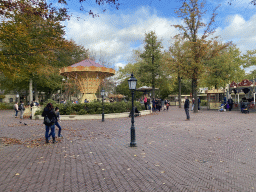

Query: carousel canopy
<box><xmin>71</xmin><ymin>59</ymin><xmax>104</xmax><ymax>68</ymax></box>
<box><xmin>229</xmin><ymin>79</ymin><xmax>256</xmax><ymax>94</ymax></box>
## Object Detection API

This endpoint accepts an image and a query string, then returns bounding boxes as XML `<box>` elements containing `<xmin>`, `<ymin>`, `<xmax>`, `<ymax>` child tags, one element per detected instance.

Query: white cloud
<box><xmin>115</xmin><ymin>62</ymin><xmax>126</xmax><ymax>70</ymax></box>
<box><xmin>64</xmin><ymin>6</ymin><xmax>180</xmax><ymax>68</ymax></box>
<box><xmin>215</xmin><ymin>14</ymin><xmax>256</xmax><ymax>53</ymax></box>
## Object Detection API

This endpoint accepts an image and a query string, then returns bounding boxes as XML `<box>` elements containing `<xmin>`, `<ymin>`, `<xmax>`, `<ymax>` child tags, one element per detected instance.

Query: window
<box><xmin>9</xmin><ymin>98</ymin><xmax>13</xmax><ymax>103</ymax></box>
<box><xmin>0</xmin><ymin>98</ymin><xmax>2</xmax><ymax>103</ymax></box>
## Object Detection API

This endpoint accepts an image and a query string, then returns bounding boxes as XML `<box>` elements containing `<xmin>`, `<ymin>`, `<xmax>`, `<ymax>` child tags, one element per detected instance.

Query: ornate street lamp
<box><xmin>61</xmin><ymin>78</ymin><xmax>65</xmax><ymax>102</ymax></box>
<box><xmin>128</xmin><ymin>73</ymin><xmax>137</xmax><ymax>147</ymax></box>
<box><xmin>101</xmin><ymin>88</ymin><xmax>105</xmax><ymax>122</ymax></box>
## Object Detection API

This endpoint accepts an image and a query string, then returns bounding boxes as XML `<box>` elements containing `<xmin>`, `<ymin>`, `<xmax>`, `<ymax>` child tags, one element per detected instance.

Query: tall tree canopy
<box><xmin>139</xmin><ymin>31</ymin><xmax>163</xmax><ymax>98</ymax></box>
<box><xmin>201</xmin><ymin>44</ymin><xmax>245</xmax><ymax>89</ymax></box>
<box><xmin>174</xmin><ymin>0</ymin><xmax>228</xmax><ymax>112</ymax></box>
<box><xmin>0</xmin><ymin>0</ymin><xmax>88</xmax><ymax>101</ymax></box>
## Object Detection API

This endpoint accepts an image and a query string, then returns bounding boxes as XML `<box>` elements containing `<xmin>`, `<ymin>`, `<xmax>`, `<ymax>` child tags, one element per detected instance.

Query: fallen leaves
<box><xmin>1</xmin><ymin>137</ymin><xmax>62</xmax><ymax>148</ymax></box>
<box><xmin>1</xmin><ymin>137</ymin><xmax>22</xmax><ymax>145</ymax></box>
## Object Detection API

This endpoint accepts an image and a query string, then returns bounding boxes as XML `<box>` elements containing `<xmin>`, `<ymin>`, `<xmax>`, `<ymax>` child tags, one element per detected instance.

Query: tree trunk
<box><xmin>191</xmin><ymin>80</ymin><xmax>194</xmax><ymax>99</ymax></box>
<box><xmin>192</xmin><ymin>78</ymin><xmax>198</xmax><ymax>113</ymax></box>
<box><xmin>178</xmin><ymin>76</ymin><xmax>181</xmax><ymax>108</ymax></box>
<box><xmin>29</xmin><ymin>78</ymin><xmax>33</xmax><ymax>104</ymax></box>
<box><xmin>34</xmin><ymin>82</ymin><xmax>38</xmax><ymax>102</ymax></box>
<box><xmin>152</xmin><ymin>75</ymin><xmax>155</xmax><ymax>99</ymax></box>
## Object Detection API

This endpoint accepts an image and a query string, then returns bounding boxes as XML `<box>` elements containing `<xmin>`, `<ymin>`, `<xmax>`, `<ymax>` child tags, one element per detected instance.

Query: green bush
<box><xmin>201</xmin><ymin>100</ymin><xmax>207</xmax><ymax>106</ymax></box>
<box><xmin>35</xmin><ymin>109</ymin><xmax>43</xmax><ymax>116</ymax></box>
<box><xmin>0</xmin><ymin>103</ymin><xmax>14</xmax><ymax>110</ymax></box>
<box><xmin>78</xmin><ymin>109</ymin><xmax>87</xmax><ymax>115</ymax></box>
<box><xmin>39</xmin><ymin>99</ymin><xmax>144</xmax><ymax>115</ymax></box>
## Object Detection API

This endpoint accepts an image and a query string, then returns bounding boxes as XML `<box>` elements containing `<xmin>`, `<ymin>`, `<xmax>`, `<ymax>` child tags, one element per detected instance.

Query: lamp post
<box><xmin>128</xmin><ymin>73</ymin><xmax>137</xmax><ymax>147</ymax></box>
<box><xmin>61</xmin><ymin>78</ymin><xmax>65</xmax><ymax>102</ymax></box>
<box><xmin>101</xmin><ymin>89</ymin><xmax>105</xmax><ymax>122</ymax></box>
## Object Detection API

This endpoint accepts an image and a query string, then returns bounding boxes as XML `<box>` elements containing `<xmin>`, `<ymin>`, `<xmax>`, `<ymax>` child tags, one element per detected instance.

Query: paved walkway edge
<box><xmin>34</xmin><ymin>110</ymin><xmax>152</xmax><ymax>120</ymax></box>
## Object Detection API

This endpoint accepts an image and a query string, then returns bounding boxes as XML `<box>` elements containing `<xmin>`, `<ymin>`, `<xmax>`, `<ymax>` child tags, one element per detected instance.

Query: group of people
<box><xmin>152</xmin><ymin>98</ymin><xmax>170</xmax><ymax>112</ymax></box>
<box><xmin>13</xmin><ymin>101</ymin><xmax>26</xmax><ymax>119</ymax></box>
<box><xmin>143</xmin><ymin>96</ymin><xmax>170</xmax><ymax>112</ymax></box>
<box><xmin>42</xmin><ymin>103</ymin><xmax>63</xmax><ymax>144</ymax></box>
<box><xmin>14</xmin><ymin>100</ymin><xmax>40</xmax><ymax>119</ymax></box>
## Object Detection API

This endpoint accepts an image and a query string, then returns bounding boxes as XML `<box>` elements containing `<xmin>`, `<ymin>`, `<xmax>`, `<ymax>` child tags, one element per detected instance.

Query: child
<box><xmin>55</xmin><ymin>107</ymin><xmax>63</xmax><ymax>138</ymax></box>
<box><xmin>49</xmin><ymin>107</ymin><xmax>63</xmax><ymax>139</ymax></box>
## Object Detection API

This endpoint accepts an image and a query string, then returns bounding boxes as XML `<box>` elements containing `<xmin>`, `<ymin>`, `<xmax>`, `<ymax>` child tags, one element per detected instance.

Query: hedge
<box><xmin>0</xmin><ymin>103</ymin><xmax>14</xmax><ymax>110</ymax></box>
<box><xmin>35</xmin><ymin>99</ymin><xmax>144</xmax><ymax>116</ymax></box>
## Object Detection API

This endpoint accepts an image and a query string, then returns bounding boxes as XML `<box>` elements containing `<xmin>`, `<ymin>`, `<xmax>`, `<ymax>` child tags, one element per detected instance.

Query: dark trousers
<box><xmin>45</xmin><ymin>124</ymin><xmax>55</xmax><ymax>139</ymax></box>
<box><xmin>144</xmin><ymin>103</ymin><xmax>147</xmax><ymax>110</ymax></box>
<box><xmin>185</xmin><ymin>108</ymin><xmax>190</xmax><ymax>119</ymax></box>
<box><xmin>55</xmin><ymin>121</ymin><xmax>62</xmax><ymax>137</ymax></box>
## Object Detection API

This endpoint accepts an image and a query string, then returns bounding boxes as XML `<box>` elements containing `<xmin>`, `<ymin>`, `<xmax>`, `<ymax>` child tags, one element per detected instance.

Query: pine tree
<box><xmin>139</xmin><ymin>31</ymin><xmax>163</xmax><ymax>98</ymax></box>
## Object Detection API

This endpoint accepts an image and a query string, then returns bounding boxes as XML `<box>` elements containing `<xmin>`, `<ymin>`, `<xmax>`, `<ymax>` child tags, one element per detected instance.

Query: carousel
<box><xmin>60</xmin><ymin>59</ymin><xmax>115</xmax><ymax>102</ymax></box>
<box><xmin>229</xmin><ymin>79</ymin><xmax>256</xmax><ymax>111</ymax></box>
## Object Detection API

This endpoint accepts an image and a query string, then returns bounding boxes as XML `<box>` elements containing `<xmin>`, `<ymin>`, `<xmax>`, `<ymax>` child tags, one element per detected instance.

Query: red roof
<box><xmin>70</xmin><ymin>59</ymin><xmax>104</xmax><ymax>68</ymax></box>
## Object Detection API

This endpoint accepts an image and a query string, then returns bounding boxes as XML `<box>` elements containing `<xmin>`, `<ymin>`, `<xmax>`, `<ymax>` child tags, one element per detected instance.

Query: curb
<box><xmin>34</xmin><ymin>110</ymin><xmax>152</xmax><ymax>120</ymax></box>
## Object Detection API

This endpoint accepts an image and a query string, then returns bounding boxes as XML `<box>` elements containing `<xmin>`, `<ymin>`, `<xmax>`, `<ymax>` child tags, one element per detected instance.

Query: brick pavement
<box><xmin>0</xmin><ymin>107</ymin><xmax>256</xmax><ymax>192</ymax></box>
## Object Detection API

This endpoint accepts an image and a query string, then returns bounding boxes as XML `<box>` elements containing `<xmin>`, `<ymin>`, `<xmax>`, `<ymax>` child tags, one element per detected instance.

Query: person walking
<box><xmin>184</xmin><ymin>96</ymin><xmax>190</xmax><ymax>120</ymax></box>
<box><xmin>14</xmin><ymin>102</ymin><xmax>19</xmax><ymax>118</ymax></box>
<box><xmin>152</xmin><ymin>98</ymin><xmax>156</xmax><ymax>112</ymax></box>
<box><xmin>191</xmin><ymin>98</ymin><xmax>195</xmax><ymax>111</ymax></box>
<box><xmin>19</xmin><ymin>101</ymin><xmax>25</xmax><ymax>119</ymax></box>
<box><xmin>228</xmin><ymin>97</ymin><xmax>234</xmax><ymax>111</ymax></box>
<box><xmin>144</xmin><ymin>96</ymin><xmax>147</xmax><ymax>110</ymax></box>
<box><xmin>54</xmin><ymin>107</ymin><xmax>63</xmax><ymax>138</ymax></box>
<box><xmin>166</xmin><ymin>100</ymin><xmax>170</xmax><ymax>111</ymax></box>
<box><xmin>42</xmin><ymin>103</ymin><xmax>57</xmax><ymax>144</ymax></box>
<box><xmin>198</xmin><ymin>98</ymin><xmax>201</xmax><ymax>111</ymax></box>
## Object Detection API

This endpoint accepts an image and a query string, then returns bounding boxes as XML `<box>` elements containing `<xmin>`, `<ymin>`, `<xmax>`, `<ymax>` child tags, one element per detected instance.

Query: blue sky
<box><xmin>49</xmin><ymin>0</ymin><xmax>256</xmax><ymax>70</ymax></box>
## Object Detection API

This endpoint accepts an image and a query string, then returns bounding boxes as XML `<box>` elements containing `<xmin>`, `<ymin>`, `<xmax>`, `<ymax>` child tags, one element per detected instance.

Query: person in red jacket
<box><xmin>144</xmin><ymin>96</ymin><xmax>147</xmax><ymax>110</ymax></box>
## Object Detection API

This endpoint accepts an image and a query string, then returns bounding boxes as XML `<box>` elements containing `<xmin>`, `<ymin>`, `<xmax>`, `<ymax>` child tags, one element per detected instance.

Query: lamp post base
<box><xmin>130</xmin><ymin>142</ymin><xmax>137</xmax><ymax>147</ymax></box>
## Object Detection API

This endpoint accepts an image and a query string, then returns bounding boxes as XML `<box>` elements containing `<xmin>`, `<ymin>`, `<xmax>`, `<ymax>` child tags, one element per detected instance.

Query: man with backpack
<box><xmin>19</xmin><ymin>101</ymin><xmax>25</xmax><ymax>119</ymax></box>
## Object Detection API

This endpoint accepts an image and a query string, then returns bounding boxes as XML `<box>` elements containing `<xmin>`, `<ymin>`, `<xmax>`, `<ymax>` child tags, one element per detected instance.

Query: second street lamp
<box><xmin>128</xmin><ymin>73</ymin><xmax>137</xmax><ymax>147</ymax></box>
<box><xmin>101</xmin><ymin>89</ymin><xmax>105</xmax><ymax>122</ymax></box>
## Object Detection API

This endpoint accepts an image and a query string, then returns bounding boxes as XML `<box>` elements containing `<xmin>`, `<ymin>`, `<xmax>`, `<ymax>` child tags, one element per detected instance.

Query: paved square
<box><xmin>0</xmin><ymin>107</ymin><xmax>256</xmax><ymax>192</ymax></box>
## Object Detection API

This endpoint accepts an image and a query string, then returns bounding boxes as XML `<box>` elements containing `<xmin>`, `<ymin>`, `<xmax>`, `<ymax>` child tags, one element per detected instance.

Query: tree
<box><xmin>0</xmin><ymin>0</ymin><xmax>65</xmax><ymax>102</ymax></box>
<box><xmin>174</xmin><ymin>0</ymin><xmax>228</xmax><ymax>112</ymax></box>
<box><xmin>139</xmin><ymin>31</ymin><xmax>163</xmax><ymax>98</ymax></box>
<box><xmin>0</xmin><ymin>0</ymin><xmax>88</xmax><ymax>102</ymax></box>
<box><xmin>115</xmin><ymin>77</ymin><xmax>143</xmax><ymax>100</ymax></box>
<box><xmin>201</xmin><ymin>44</ymin><xmax>245</xmax><ymax>89</ymax></box>
<box><xmin>165</xmin><ymin>37</ymin><xmax>191</xmax><ymax>108</ymax></box>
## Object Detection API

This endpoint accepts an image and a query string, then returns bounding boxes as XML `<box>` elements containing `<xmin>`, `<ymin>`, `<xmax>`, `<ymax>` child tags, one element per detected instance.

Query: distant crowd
<box><xmin>13</xmin><ymin>99</ymin><xmax>40</xmax><ymax>119</ymax></box>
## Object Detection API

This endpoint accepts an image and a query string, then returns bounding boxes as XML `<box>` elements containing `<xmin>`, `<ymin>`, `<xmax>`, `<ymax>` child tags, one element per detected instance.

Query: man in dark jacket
<box><xmin>184</xmin><ymin>96</ymin><xmax>190</xmax><ymax>120</ymax></box>
<box><xmin>228</xmin><ymin>97</ymin><xmax>234</xmax><ymax>111</ymax></box>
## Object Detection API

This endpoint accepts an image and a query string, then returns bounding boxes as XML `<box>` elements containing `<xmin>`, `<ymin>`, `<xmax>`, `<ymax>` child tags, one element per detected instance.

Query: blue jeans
<box><xmin>55</xmin><ymin>121</ymin><xmax>62</xmax><ymax>137</ymax></box>
<box><xmin>15</xmin><ymin>110</ymin><xmax>18</xmax><ymax>117</ymax></box>
<box><xmin>45</xmin><ymin>124</ymin><xmax>55</xmax><ymax>139</ymax></box>
<box><xmin>185</xmin><ymin>108</ymin><xmax>190</xmax><ymax>119</ymax></box>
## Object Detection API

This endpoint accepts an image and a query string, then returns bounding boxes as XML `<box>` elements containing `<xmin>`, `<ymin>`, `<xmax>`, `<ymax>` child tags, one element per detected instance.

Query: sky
<box><xmin>48</xmin><ymin>0</ymin><xmax>256</xmax><ymax>71</ymax></box>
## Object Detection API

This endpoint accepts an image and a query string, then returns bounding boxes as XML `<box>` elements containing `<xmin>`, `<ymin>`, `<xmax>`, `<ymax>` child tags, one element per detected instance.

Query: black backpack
<box><xmin>19</xmin><ymin>104</ymin><xmax>25</xmax><ymax>111</ymax></box>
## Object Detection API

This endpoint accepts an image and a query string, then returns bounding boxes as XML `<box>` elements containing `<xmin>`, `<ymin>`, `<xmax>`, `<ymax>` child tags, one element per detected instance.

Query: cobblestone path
<box><xmin>0</xmin><ymin>108</ymin><xmax>256</xmax><ymax>192</ymax></box>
